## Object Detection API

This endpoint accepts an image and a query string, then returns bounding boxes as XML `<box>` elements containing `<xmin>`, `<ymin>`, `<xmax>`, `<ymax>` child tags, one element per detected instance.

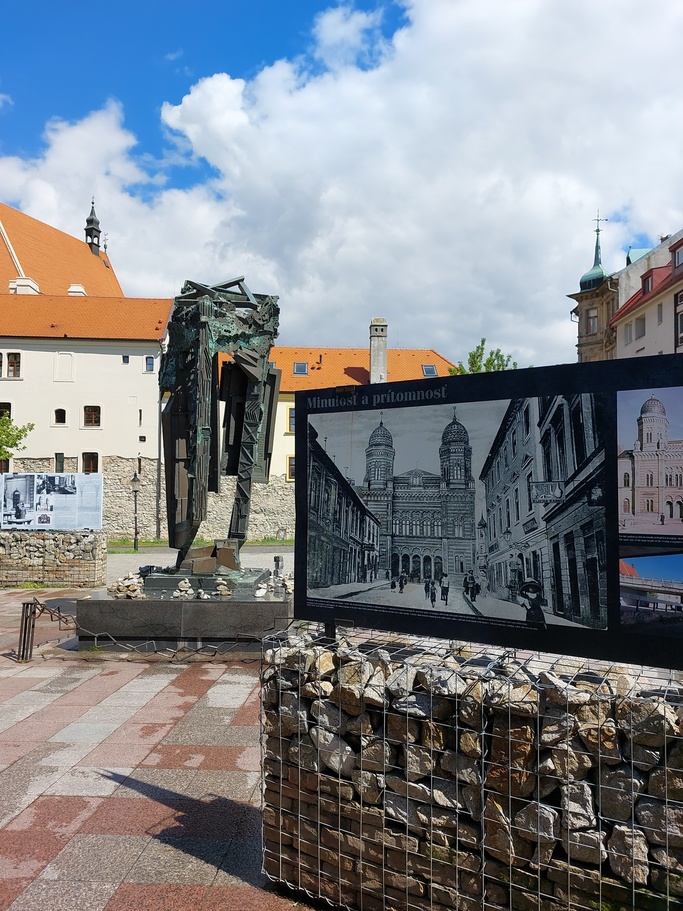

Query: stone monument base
<box><xmin>77</xmin><ymin>591</ymin><xmax>292</xmax><ymax>651</ymax></box>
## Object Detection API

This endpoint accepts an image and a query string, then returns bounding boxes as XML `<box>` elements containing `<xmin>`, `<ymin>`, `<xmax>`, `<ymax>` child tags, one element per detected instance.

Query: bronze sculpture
<box><xmin>159</xmin><ymin>277</ymin><xmax>280</xmax><ymax>569</ymax></box>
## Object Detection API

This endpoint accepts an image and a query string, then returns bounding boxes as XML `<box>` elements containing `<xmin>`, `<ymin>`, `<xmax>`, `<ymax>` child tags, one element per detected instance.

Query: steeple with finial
<box><xmin>85</xmin><ymin>198</ymin><xmax>101</xmax><ymax>255</ymax></box>
<box><xmin>579</xmin><ymin>211</ymin><xmax>609</xmax><ymax>292</ymax></box>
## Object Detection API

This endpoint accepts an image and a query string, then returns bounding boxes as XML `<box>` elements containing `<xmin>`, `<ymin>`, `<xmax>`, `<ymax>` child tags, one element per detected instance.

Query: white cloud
<box><xmin>0</xmin><ymin>94</ymin><xmax>12</xmax><ymax>111</ymax></box>
<box><xmin>2</xmin><ymin>0</ymin><xmax>683</xmax><ymax>368</ymax></box>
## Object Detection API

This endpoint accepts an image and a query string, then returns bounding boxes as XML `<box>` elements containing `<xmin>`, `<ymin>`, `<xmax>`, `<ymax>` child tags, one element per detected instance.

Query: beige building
<box><xmin>569</xmin><ymin>221</ymin><xmax>683</xmax><ymax>362</ymax></box>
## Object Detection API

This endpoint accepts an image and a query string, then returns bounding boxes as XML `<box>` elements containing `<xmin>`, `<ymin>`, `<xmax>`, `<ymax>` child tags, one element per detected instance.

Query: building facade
<box><xmin>358</xmin><ymin>408</ymin><xmax>476</xmax><ymax>582</ymax></box>
<box><xmin>619</xmin><ymin>393</ymin><xmax>683</xmax><ymax>526</ymax></box>
<box><xmin>307</xmin><ymin>424</ymin><xmax>380</xmax><ymax>588</ymax></box>
<box><xmin>569</xmin><ymin>219</ymin><xmax>683</xmax><ymax>362</ymax></box>
<box><xmin>479</xmin><ymin>398</ymin><xmax>547</xmax><ymax>602</ymax></box>
<box><xmin>480</xmin><ymin>394</ymin><xmax>607</xmax><ymax>628</ymax></box>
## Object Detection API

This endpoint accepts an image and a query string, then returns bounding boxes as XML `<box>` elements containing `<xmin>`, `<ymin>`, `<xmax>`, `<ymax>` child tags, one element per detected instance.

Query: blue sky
<box><xmin>1</xmin><ymin>1</ymin><xmax>403</xmax><ymax>176</ymax></box>
<box><xmin>2</xmin><ymin>1</ymin><xmax>683</xmax><ymax>364</ymax></box>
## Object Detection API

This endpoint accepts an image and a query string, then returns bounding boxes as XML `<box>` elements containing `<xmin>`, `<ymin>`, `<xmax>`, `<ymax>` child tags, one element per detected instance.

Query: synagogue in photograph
<box><xmin>619</xmin><ymin>392</ymin><xmax>683</xmax><ymax>525</ymax></box>
<box><xmin>358</xmin><ymin>408</ymin><xmax>476</xmax><ymax>581</ymax></box>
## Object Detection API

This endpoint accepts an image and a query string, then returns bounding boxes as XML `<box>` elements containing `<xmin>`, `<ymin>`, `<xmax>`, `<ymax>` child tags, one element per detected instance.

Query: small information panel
<box><xmin>1</xmin><ymin>472</ymin><xmax>103</xmax><ymax>531</ymax></box>
<box><xmin>295</xmin><ymin>354</ymin><xmax>683</xmax><ymax>669</ymax></box>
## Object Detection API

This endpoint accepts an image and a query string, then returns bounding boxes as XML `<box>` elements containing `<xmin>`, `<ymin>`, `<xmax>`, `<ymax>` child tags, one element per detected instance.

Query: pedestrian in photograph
<box><xmin>519</xmin><ymin>578</ymin><xmax>547</xmax><ymax>630</ymax></box>
<box><xmin>424</xmin><ymin>578</ymin><xmax>430</xmax><ymax>600</ymax></box>
<box><xmin>464</xmin><ymin>570</ymin><xmax>476</xmax><ymax>601</ymax></box>
<box><xmin>429</xmin><ymin>580</ymin><xmax>437</xmax><ymax>607</ymax></box>
<box><xmin>440</xmin><ymin>573</ymin><xmax>450</xmax><ymax>605</ymax></box>
<box><xmin>469</xmin><ymin>572</ymin><xmax>478</xmax><ymax>603</ymax></box>
<box><xmin>399</xmin><ymin>573</ymin><xmax>405</xmax><ymax>593</ymax></box>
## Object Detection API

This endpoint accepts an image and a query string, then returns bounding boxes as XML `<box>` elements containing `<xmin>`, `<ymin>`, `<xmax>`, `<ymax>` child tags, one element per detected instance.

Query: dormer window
<box><xmin>293</xmin><ymin>362</ymin><xmax>308</xmax><ymax>375</ymax></box>
<box><xmin>642</xmin><ymin>275</ymin><xmax>653</xmax><ymax>295</ymax></box>
<box><xmin>675</xmin><ymin>246</ymin><xmax>683</xmax><ymax>269</ymax></box>
<box><xmin>422</xmin><ymin>364</ymin><xmax>437</xmax><ymax>377</ymax></box>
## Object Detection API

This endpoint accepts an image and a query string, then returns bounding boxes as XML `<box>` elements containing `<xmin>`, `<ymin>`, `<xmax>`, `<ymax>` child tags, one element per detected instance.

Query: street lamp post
<box><xmin>131</xmin><ymin>471</ymin><xmax>141</xmax><ymax>552</ymax></box>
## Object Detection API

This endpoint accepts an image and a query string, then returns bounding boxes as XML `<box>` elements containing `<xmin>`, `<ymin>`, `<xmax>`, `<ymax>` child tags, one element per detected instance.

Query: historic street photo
<box><xmin>306</xmin><ymin>392</ymin><xmax>607</xmax><ymax>632</ymax></box>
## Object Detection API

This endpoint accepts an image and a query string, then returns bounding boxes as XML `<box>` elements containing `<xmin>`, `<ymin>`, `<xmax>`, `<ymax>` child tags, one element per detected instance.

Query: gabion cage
<box><xmin>262</xmin><ymin>626</ymin><xmax>683</xmax><ymax>911</ymax></box>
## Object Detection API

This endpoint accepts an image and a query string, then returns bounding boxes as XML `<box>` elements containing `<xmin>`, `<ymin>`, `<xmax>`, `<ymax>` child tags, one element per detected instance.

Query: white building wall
<box><xmin>615</xmin><ymin>228</ymin><xmax>683</xmax><ymax>303</ymax></box>
<box><xmin>270</xmin><ymin>391</ymin><xmax>296</xmax><ymax>480</ymax></box>
<box><xmin>0</xmin><ymin>337</ymin><xmax>162</xmax><ymax>470</ymax></box>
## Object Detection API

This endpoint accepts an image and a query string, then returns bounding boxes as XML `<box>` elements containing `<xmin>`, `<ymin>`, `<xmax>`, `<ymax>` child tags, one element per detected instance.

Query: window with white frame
<box><xmin>293</xmin><ymin>362</ymin><xmax>308</xmax><ymax>375</ymax></box>
<box><xmin>657</xmin><ymin>302</ymin><xmax>663</xmax><ymax>324</ymax></box>
<box><xmin>586</xmin><ymin>308</ymin><xmax>598</xmax><ymax>335</ymax></box>
<box><xmin>624</xmin><ymin>322</ymin><xmax>633</xmax><ymax>345</ymax></box>
<box><xmin>635</xmin><ymin>315</ymin><xmax>646</xmax><ymax>339</ymax></box>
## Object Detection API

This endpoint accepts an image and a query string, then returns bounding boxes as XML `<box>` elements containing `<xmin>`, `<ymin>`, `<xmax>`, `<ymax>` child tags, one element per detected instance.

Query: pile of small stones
<box><xmin>172</xmin><ymin>578</ymin><xmax>195</xmax><ymax>599</ymax></box>
<box><xmin>262</xmin><ymin>630</ymin><xmax>683</xmax><ymax>911</ymax></box>
<box><xmin>107</xmin><ymin>572</ymin><xmax>146</xmax><ymax>599</ymax></box>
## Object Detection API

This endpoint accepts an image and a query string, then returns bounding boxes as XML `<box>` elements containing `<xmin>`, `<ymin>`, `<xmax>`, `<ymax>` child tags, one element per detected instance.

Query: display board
<box><xmin>295</xmin><ymin>354</ymin><xmax>683</xmax><ymax>669</ymax></box>
<box><xmin>0</xmin><ymin>472</ymin><xmax>103</xmax><ymax>531</ymax></box>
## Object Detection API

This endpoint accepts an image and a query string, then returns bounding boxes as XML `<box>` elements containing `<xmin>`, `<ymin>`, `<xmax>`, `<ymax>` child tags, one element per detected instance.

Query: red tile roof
<box><xmin>0</xmin><ymin>202</ymin><xmax>124</xmax><ymax>297</ymax></box>
<box><xmin>268</xmin><ymin>346</ymin><xmax>457</xmax><ymax>392</ymax></box>
<box><xmin>0</xmin><ymin>295</ymin><xmax>172</xmax><ymax>341</ymax></box>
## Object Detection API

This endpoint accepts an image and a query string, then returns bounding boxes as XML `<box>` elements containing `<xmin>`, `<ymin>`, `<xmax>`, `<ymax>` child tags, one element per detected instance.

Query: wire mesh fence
<box><xmin>262</xmin><ymin>624</ymin><xmax>683</xmax><ymax>910</ymax></box>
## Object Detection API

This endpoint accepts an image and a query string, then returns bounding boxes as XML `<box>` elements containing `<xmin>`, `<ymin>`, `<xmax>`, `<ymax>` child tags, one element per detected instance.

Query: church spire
<box><xmin>85</xmin><ymin>198</ymin><xmax>101</xmax><ymax>255</ymax></box>
<box><xmin>579</xmin><ymin>211</ymin><xmax>608</xmax><ymax>292</ymax></box>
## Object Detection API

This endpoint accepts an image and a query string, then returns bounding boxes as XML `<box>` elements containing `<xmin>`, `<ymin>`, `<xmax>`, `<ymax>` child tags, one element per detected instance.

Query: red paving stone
<box><xmin>5</xmin><ymin>796</ymin><xmax>102</xmax><ymax>836</ymax></box>
<box><xmin>79</xmin><ymin>797</ymin><xmax>181</xmax><ymax>837</ymax></box>
<box><xmin>78</xmin><ymin>741</ymin><xmax>155</xmax><ymax>767</ymax></box>
<box><xmin>0</xmin><ymin>636</ymin><xmax>318</xmax><ymax>911</ymax></box>
<box><xmin>106</xmin><ymin>721</ymin><xmax>174</xmax><ymax>746</ymax></box>
<box><xmin>200</xmin><ymin>885</ymin><xmax>305</xmax><ymax>910</ymax></box>
<box><xmin>0</xmin><ymin>830</ymin><xmax>68</xmax><ymax>878</ymax></box>
<box><xmin>103</xmin><ymin>883</ymin><xmax>209</xmax><ymax>911</ymax></box>
<box><xmin>0</xmin><ymin>878</ymin><xmax>30</xmax><ymax>911</ymax></box>
<box><xmin>140</xmin><ymin>744</ymin><xmax>259</xmax><ymax>771</ymax></box>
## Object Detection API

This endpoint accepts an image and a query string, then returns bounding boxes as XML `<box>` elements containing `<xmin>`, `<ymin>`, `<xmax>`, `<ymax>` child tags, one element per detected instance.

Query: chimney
<box><xmin>369</xmin><ymin>317</ymin><xmax>388</xmax><ymax>384</ymax></box>
<box><xmin>9</xmin><ymin>277</ymin><xmax>40</xmax><ymax>294</ymax></box>
<box><xmin>67</xmin><ymin>284</ymin><xmax>87</xmax><ymax>296</ymax></box>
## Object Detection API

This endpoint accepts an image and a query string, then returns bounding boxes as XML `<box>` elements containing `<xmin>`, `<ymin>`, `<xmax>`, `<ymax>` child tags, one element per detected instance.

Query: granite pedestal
<box><xmin>76</xmin><ymin>590</ymin><xmax>292</xmax><ymax>650</ymax></box>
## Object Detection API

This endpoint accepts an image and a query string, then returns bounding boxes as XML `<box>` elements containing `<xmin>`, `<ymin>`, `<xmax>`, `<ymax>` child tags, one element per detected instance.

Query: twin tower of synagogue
<box><xmin>360</xmin><ymin>408</ymin><xmax>476</xmax><ymax>581</ymax></box>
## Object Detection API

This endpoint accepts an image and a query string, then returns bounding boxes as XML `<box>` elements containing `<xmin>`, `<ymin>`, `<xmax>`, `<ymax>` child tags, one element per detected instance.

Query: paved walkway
<box><xmin>0</xmin><ymin>550</ymin><xmax>315</xmax><ymax>911</ymax></box>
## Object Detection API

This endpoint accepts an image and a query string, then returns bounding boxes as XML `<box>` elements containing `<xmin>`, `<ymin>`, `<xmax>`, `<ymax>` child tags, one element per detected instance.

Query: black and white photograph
<box><xmin>1</xmin><ymin>473</ymin><xmax>37</xmax><ymax>528</ymax></box>
<box><xmin>0</xmin><ymin>472</ymin><xmax>102</xmax><ymax>531</ymax></box>
<box><xmin>305</xmin><ymin>392</ymin><xmax>607</xmax><ymax>634</ymax></box>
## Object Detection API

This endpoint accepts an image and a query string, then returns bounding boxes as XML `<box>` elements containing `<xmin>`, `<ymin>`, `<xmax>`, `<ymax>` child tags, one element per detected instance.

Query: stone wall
<box><xmin>262</xmin><ymin>629</ymin><xmax>683</xmax><ymax>911</ymax></box>
<box><xmin>0</xmin><ymin>531</ymin><xmax>106</xmax><ymax>587</ymax></box>
<box><xmin>12</xmin><ymin>456</ymin><xmax>295</xmax><ymax>542</ymax></box>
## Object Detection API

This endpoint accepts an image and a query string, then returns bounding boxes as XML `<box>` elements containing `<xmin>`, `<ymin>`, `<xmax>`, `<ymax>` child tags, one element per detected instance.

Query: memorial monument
<box><xmin>77</xmin><ymin>277</ymin><xmax>292</xmax><ymax>650</ymax></box>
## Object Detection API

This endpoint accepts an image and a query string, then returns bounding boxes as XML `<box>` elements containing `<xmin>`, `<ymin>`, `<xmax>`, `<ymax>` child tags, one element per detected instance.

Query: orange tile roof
<box><xmin>0</xmin><ymin>202</ymin><xmax>124</xmax><ymax>297</ymax></box>
<box><xmin>0</xmin><ymin>295</ymin><xmax>172</xmax><ymax>341</ymax></box>
<box><xmin>268</xmin><ymin>346</ymin><xmax>456</xmax><ymax>392</ymax></box>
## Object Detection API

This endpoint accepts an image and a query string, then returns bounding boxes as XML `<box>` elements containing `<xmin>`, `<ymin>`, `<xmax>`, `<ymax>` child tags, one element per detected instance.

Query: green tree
<box><xmin>0</xmin><ymin>415</ymin><xmax>34</xmax><ymax>461</ymax></box>
<box><xmin>449</xmin><ymin>338</ymin><xmax>518</xmax><ymax>375</ymax></box>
